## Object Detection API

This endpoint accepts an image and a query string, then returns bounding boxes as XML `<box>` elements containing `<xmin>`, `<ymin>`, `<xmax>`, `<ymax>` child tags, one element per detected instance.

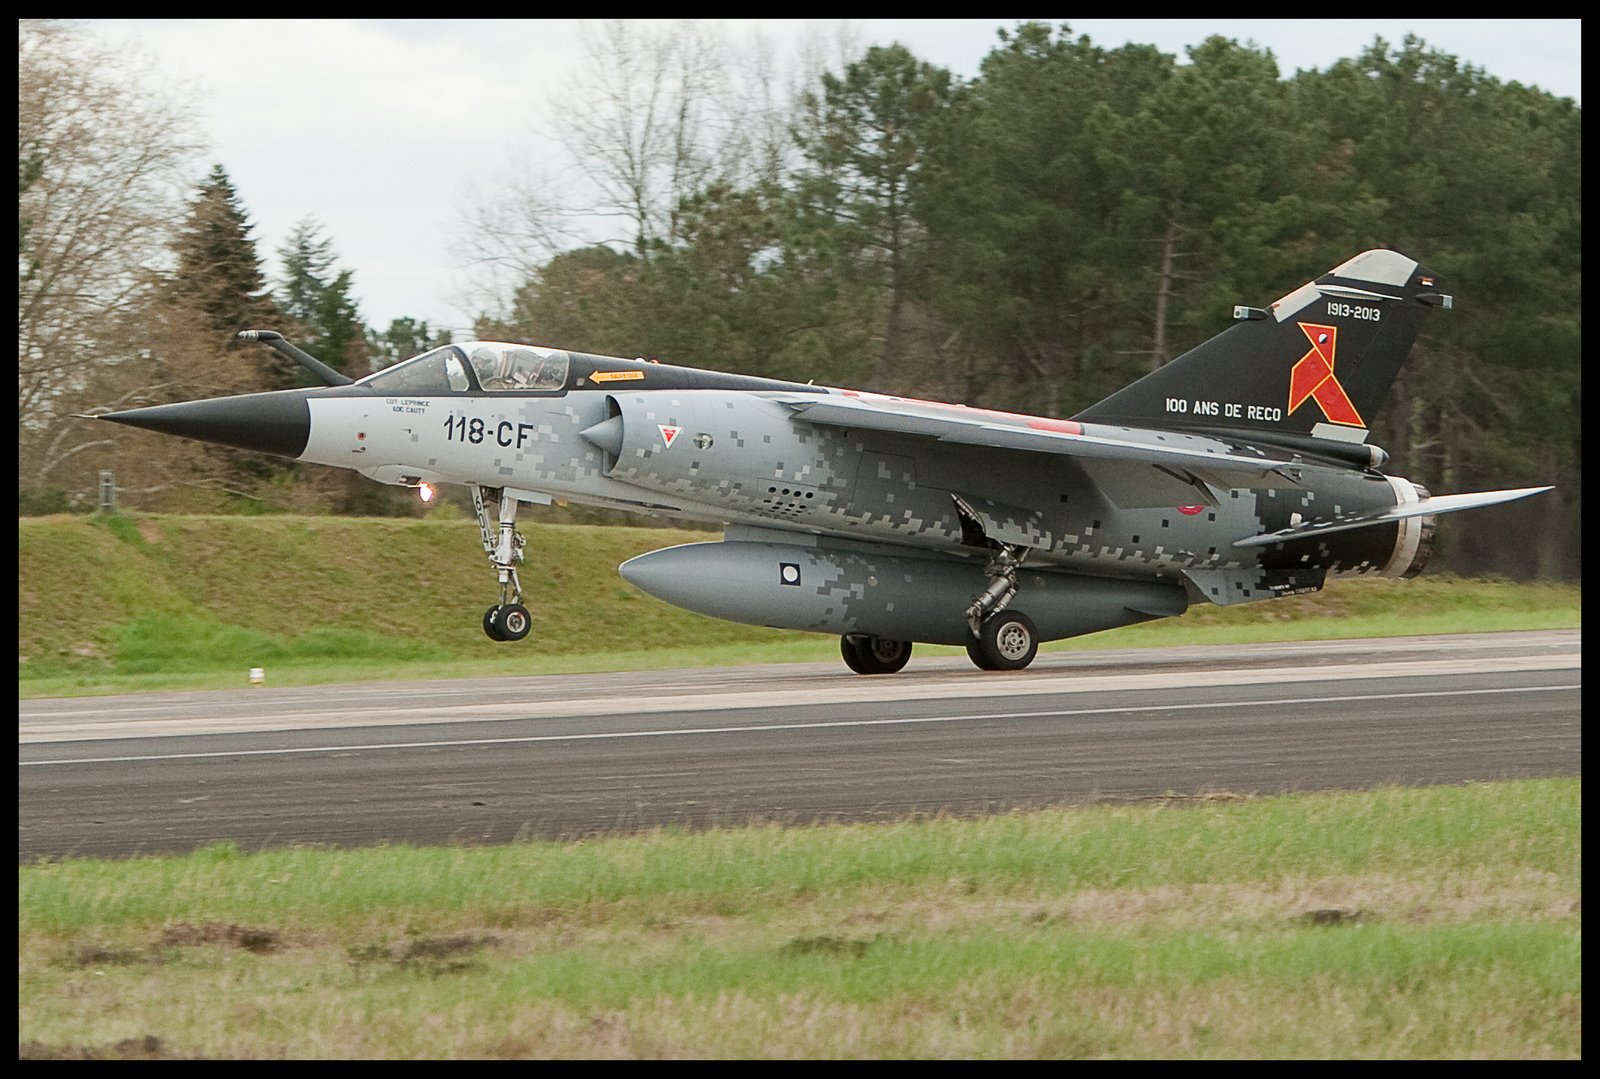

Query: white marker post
<box><xmin>249</xmin><ymin>667</ymin><xmax>265</xmax><ymax>686</ymax></box>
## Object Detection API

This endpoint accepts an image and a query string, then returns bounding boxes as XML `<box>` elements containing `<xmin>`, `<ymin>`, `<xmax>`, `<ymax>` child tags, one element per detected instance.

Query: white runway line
<box><xmin>20</xmin><ymin>683</ymin><xmax>1580</xmax><ymax>766</ymax></box>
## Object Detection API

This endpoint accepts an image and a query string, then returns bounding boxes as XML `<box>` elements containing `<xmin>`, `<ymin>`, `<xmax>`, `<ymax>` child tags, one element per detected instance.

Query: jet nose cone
<box><xmin>99</xmin><ymin>389</ymin><xmax>315</xmax><ymax>459</ymax></box>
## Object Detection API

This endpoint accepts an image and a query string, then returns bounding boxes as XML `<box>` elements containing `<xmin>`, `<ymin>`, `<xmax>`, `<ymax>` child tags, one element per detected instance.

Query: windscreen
<box><xmin>363</xmin><ymin>346</ymin><xmax>472</xmax><ymax>393</ymax></box>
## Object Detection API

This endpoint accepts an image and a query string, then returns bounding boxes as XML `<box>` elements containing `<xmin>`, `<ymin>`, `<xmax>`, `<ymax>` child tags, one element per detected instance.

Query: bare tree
<box><xmin>454</xmin><ymin>20</ymin><xmax>742</xmax><ymax>319</ymax></box>
<box><xmin>455</xmin><ymin>20</ymin><xmax>862</xmax><ymax>324</ymax></box>
<box><xmin>18</xmin><ymin>20</ymin><xmax>203</xmax><ymax>493</ymax></box>
<box><xmin>546</xmin><ymin>20</ymin><xmax>741</xmax><ymax>256</ymax></box>
<box><xmin>720</xmin><ymin>22</ymin><xmax>863</xmax><ymax>190</ymax></box>
<box><xmin>453</xmin><ymin>158</ymin><xmax>594</xmax><ymax>321</ymax></box>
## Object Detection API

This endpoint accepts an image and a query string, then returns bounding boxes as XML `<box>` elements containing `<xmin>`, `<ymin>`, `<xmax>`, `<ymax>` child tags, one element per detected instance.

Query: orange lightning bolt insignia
<box><xmin>1288</xmin><ymin>322</ymin><xmax>1364</xmax><ymax>427</ymax></box>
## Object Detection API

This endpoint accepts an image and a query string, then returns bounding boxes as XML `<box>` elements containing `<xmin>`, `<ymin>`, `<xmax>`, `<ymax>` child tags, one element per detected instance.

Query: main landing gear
<box><xmin>964</xmin><ymin>543</ymin><xmax>1038</xmax><ymax>671</ymax></box>
<box><xmin>473</xmin><ymin>485</ymin><xmax>532</xmax><ymax>642</ymax></box>
<box><xmin>840</xmin><ymin>634</ymin><xmax>912</xmax><ymax>675</ymax></box>
<box><xmin>836</xmin><ymin>543</ymin><xmax>1041</xmax><ymax>675</ymax></box>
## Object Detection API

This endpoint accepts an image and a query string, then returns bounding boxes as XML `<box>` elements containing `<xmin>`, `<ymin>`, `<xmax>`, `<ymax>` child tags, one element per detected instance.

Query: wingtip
<box><xmin>1467</xmin><ymin>485</ymin><xmax>1555</xmax><ymax>503</ymax></box>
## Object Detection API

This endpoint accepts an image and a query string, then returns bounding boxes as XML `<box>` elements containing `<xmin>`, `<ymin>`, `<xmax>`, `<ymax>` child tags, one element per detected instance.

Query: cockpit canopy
<box><xmin>466</xmin><ymin>344</ymin><xmax>569</xmax><ymax>391</ymax></box>
<box><xmin>359</xmin><ymin>342</ymin><xmax>570</xmax><ymax>394</ymax></box>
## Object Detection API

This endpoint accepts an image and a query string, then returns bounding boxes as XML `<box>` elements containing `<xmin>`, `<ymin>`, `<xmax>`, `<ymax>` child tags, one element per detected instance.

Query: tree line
<box><xmin>18</xmin><ymin>21</ymin><xmax>1580</xmax><ymax>576</ymax></box>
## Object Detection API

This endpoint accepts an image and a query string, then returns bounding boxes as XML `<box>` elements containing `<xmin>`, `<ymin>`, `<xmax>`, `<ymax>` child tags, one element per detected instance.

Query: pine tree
<box><xmin>794</xmin><ymin>44</ymin><xmax>952</xmax><ymax>387</ymax></box>
<box><xmin>170</xmin><ymin>165</ymin><xmax>282</xmax><ymax>354</ymax></box>
<box><xmin>276</xmin><ymin>217</ymin><xmax>370</xmax><ymax>378</ymax></box>
<box><xmin>155</xmin><ymin>165</ymin><xmax>291</xmax><ymax>496</ymax></box>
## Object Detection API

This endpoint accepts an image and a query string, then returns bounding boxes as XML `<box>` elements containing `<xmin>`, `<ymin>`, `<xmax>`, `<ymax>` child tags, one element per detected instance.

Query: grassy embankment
<box><xmin>18</xmin><ymin>778</ymin><xmax>1580</xmax><ymax>1058</ymax></box>
<box><xmin>19</xmin><ymin>513</ymin><xmax>1581</xmax><ymax>697</ymax></box>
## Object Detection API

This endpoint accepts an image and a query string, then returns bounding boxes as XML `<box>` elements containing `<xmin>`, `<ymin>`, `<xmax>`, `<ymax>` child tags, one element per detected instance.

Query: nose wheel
<box><xmin>483</xmin><ymin>602</ymin><xmax>532</xmax><ymax>641</ymax></box>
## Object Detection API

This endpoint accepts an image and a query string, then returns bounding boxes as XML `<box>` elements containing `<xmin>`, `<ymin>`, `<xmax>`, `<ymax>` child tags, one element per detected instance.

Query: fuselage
<box><xmin>282</xmin><ymin>343</ymin><xmax>1420</xmax><ymax>591</ymax></box>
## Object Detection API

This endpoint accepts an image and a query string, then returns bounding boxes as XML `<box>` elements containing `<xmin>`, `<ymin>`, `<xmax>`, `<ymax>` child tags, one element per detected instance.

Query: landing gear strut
<box><xmin>965</xmin><ymin>543</ymin><xmax>1024</xmax><ymax>636</ymax></box>
<box><xmin>473</xmin><ymin>485</ymin><xmax>532</xmax><ymax>642</ymax></box>
<box><xmin>965</xmin><ymin>544</ymin><xmax>1038</xmax><ymax>671</ymax></box>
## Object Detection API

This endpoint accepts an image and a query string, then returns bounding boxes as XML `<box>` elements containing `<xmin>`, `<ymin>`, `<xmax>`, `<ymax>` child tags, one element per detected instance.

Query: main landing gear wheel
<box><xmin>840</xmin><ymin>634</ymin><xmax>912</xmax><ymax>675</ymax></box>
<box><xmin>485</xmin><ymin>603</ymin><xmax>532</xmax><ymax>642</ymax></box>
<box><xmin>967</xmin><ymin>610</ymin><xmax>1038</xmax><ymax>672</ymax></box>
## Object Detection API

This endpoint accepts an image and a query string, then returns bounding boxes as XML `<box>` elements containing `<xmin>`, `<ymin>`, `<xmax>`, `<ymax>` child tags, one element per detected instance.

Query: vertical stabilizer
<box><xmin>1074</xmin><ymin>250</ymin><xmax>1452</xmax><ymax>446</ymax></box>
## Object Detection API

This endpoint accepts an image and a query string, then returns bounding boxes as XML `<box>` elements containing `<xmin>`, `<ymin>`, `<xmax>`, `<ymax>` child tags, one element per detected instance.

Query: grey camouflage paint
<box><xmin>301</xmin><ymin>378</ymin><xmax>1414</xmax><ymax>641</ymax></box>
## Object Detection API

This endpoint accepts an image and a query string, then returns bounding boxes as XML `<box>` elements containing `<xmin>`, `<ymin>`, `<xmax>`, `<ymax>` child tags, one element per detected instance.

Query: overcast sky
<box><xmin>83</xmin><ymin>19</ymin><xmax>1582</xmax><ymax>341</ymax></box>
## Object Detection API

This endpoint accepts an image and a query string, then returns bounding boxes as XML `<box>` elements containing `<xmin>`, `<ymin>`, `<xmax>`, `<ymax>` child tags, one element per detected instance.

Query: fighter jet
<box><xmin>96</xmin><ymin>250</ymin><xmax>1549</xmax><ymax>673</ymax></box>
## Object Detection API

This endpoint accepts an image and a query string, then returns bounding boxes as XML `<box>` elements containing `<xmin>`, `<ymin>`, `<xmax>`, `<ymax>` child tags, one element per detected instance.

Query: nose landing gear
<box><xmin>473</xmin><ymin>484</ymin><xmax>533</xmax><ymax>642</ymax></box>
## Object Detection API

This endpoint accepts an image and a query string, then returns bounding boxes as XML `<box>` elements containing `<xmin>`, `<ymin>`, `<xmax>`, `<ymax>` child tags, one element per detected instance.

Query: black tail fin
<box><xmin>1073</xmin><ymin>250</ymin><xmax>1452</xmax><ymax>450</ymax></box>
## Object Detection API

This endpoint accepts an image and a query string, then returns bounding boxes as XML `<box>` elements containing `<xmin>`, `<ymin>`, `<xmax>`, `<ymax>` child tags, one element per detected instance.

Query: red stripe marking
<box><xmin>829</xmin><ymin>388</ymin><xmax>1081</xmax><ymax>434</ymax></box>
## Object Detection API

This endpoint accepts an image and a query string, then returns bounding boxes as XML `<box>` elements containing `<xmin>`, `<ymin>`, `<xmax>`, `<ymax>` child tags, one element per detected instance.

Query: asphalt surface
<box><xmin>18</xmin><ymin>630</ymin><xmax>1581</xmax><ymax>861</ymax></box>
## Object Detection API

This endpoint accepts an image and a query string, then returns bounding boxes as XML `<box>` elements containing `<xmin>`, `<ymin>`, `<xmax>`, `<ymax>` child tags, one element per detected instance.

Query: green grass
<box><xmin>19</xmin><ymin>781</ymin><xmax>1579</xmax><ymax>927</ymax></box>
<box><xmin>19</xmin><ymin>516</ymin><xmax>1581</xmax><ymax>1055</ymax></box>
<box><xmin>18</xmin><ymin>779</ymin><xmax>1581</xmax><ymax>1058</ymax></box>
<box><xmin>18</xmin><ymin>514</ymin><xmax>1581</xmax><ymax>697</ymax></box>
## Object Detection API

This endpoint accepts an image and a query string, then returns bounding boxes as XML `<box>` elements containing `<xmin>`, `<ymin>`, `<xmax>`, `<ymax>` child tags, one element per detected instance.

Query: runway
<box><xmin>19</xmin><ymin>630</ymin><xmax>1581</xmax><ymax>861</ymax></box>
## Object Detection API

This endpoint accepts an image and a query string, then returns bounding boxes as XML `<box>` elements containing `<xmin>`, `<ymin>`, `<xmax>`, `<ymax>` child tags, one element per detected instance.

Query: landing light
<box><xmin>418</xmin><ymin>482</ymin><xmax>435</xmax><ymax>503</ymax></box>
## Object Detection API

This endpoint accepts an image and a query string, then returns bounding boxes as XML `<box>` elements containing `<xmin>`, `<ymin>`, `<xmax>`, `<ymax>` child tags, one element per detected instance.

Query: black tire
<box><xmin>496</xmin><ymin>603</ymin><xmax>532</xmax><ymax>642</ymax></box>
<box><xmin>483</xmin><ymin>605</ymin><xmax>506</xmax><ymax>641</ymax></box>
<box><xmin>965</xmin><ymin>636</ymin><xmax>1001</xmax><ymax>671</ymax></box>
<box><xmin>840</xmin><ymin>634</ymin><xmax>912</xmax><ymax>675</ymax></box>
<box><xmin>972</xmin><ymin>610</ymin><xmax>1038</xmax><ymax>671</ymax></box>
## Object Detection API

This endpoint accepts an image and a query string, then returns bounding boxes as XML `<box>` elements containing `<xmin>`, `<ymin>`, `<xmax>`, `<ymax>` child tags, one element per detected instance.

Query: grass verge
<box><xmin>18</xmin><ymin>778</ymin><xmax>1581</xmax><ymax>1058</ymax></box>
<box><xmin>17</xmin><ymin>514</ymin><xmax>1582</xmax><ymax>697</ymax></box>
